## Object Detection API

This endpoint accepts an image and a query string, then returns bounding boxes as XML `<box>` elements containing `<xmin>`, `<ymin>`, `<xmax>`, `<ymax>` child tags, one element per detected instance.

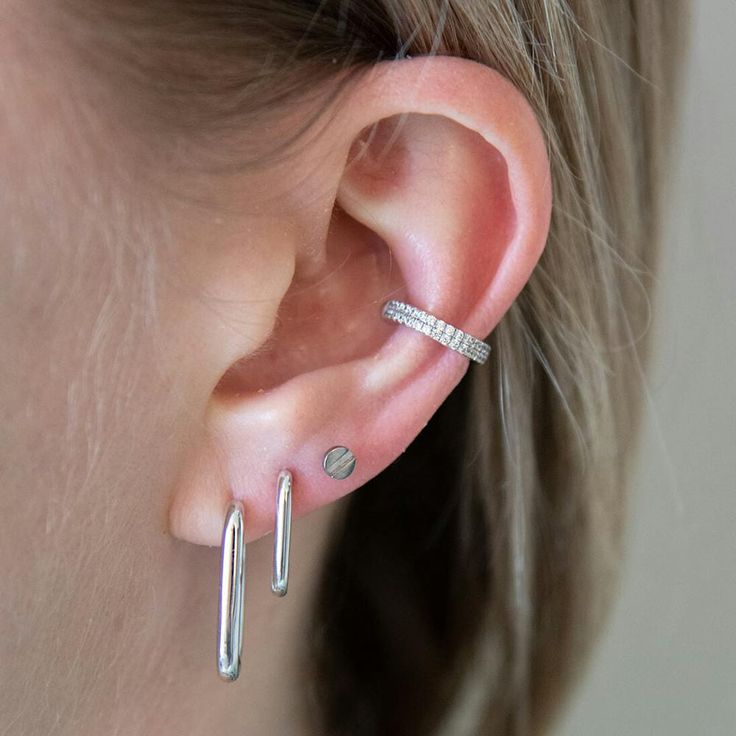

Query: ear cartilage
<box><xmin>217</xmin><ymin>501</ymin><xmax>246</xmax><ymax>682</ymax></box>
<box><xmin>271</xmin><ymin>470</ymin><xmax>292</xmax><ymax>597</ymax></box>
<box><xmin>322</xmin><ymin>446</ymin><xmax>357</xmax><ymax>480</ymax></box>
<box><xmin>381</xmin><ymin>300</ymin><xmax>491</xmax><ymax>365</ymax></box>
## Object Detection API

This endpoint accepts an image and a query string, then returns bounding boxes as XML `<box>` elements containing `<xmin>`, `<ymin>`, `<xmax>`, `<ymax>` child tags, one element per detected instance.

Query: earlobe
<box><xmin>168</xmin><ymin>56</ymin><xmax>550</xmax><ymax>547</ymax></box>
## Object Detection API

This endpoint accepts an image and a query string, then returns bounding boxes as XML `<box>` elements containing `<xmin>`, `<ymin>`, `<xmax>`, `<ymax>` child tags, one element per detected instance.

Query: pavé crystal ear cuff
<box><xmin>381</xmin><ymin>300</ymin><xmax>491</xmax><ymax>364</ymax></box>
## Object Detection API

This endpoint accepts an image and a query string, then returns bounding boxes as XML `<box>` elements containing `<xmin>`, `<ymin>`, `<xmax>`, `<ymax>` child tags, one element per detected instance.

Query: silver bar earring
<box><xmin>217</xmin><ymin>501</ymin><xmax>246</xmax><ymax>682</ymax></box>
<box><xmin>271</xmin><ymin>470</ymin><xmax>292</xmax><ymax>597</ymax></box>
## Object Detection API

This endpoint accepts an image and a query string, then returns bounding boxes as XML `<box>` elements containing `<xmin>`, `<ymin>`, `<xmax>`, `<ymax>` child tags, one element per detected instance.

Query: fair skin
<box><xmin>0</xmin><ymin>5</ymin><xmax>550</xmax><ymax>734</ymax></box>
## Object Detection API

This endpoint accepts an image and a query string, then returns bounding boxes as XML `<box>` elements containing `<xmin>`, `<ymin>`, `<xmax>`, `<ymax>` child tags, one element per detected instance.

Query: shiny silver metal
<box><xmin>322</xmin><ymin>446</ymin><xmax>356</xmax><ymax>480</ymax></box>
<box><xmin>271</xmin><ymin>470</ymin><xmax>292</xmax><ymax>597</ymax></box>
<box><xmin>381</xmin><ymin>299</ymin><xmax>491</xmax><ymax>364</ymax></box>
<box><xmin>217</xmin><ymin>501</ymin><xmax>246</xmax><ymax>682</ymax></box>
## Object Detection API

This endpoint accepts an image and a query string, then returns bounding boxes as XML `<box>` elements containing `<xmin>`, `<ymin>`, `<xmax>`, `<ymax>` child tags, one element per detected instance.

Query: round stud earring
<box><xmin>322</xmin><ymin>446</ymin><xmax>356</xmax><ymax>480</ymax></box>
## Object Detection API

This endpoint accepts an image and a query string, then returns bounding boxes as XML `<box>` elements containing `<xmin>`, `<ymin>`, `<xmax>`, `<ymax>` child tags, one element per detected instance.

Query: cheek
<box><xmin>0</xmin><ymin>4</ymin><xmax>201</xmax><ymax>517</ymax></box>
<box><xmin>0</xmin><ymin>30</ymin><xmax>220</xmax><ymax>715</ymax></box>
<box><xmin>0</xmin><ymin>68</ymin><xmax>153</xmax><ymax>518</ymax></box>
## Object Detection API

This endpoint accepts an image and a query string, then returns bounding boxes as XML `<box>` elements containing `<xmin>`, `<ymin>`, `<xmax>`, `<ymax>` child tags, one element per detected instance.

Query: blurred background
<box><xmin>558</xmin><ymin>1</ymin><xmax>736</xmax><ymax>733</ymax></box>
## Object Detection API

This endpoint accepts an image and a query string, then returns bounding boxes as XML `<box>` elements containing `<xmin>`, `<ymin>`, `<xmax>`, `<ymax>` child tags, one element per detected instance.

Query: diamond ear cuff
<box><xmin>381</xmin><ymin>300</ymin><xmax>491</xmax><ymax>364</ymax></box>
<box><xmin>271</xmin><ymin>470</ymin><xmax>292</xmax><ymax>597</ymax></box>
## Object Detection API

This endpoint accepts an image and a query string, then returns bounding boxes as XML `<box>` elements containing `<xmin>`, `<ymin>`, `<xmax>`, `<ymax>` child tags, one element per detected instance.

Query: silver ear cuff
<box><xmin>381</xmin><ymin>299</ymin><xmax>491</xmax><ymax>364</ymax></box>
<box><xmin>322</xmin><ymin>446</ymin><xmax>356</xmax><ymax>479</ymax></box>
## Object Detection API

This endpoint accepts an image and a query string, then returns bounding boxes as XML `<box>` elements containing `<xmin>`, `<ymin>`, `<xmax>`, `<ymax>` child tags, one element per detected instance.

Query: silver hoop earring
<box><xmin>382</xmin><ymin>299</ymin><xmax>491</xmax><ymax>364</ymax></box>
<box><xmin>271</xmin><ymin>470</ymin><xmax>292</xmax><ymax>597</ymax></box>
<box><xmin>217</xmin><ymin>501</ymin><xmax>246</xmax><ymax>682</ymax></box>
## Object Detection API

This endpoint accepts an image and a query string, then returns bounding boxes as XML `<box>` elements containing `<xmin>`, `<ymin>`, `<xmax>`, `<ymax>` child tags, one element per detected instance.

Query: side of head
<box><xmin>0</xmin><ymin>1</ymin><xmax>687</xmax><ymax>734</ymax></box>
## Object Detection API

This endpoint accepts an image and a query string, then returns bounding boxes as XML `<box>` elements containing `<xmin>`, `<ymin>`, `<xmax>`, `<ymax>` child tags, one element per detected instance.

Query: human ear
<box><xmin>169</xmin><ymin>56</ymin><xmax>551</xmax><ymax>546</ymax></box>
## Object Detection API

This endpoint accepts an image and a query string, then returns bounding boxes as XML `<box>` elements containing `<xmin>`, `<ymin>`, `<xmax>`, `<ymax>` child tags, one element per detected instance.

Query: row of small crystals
<box><xmin>382</xmin><ymin>300</ymin><xmax>491</xmax><ymax>364</ymax></box>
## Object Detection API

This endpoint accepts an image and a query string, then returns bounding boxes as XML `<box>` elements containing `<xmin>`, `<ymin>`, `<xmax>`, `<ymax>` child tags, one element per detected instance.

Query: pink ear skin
<box><xmin>168</xmin><ymin>57</ymin><xmax>551</xmax><ymax>547</ymax></box>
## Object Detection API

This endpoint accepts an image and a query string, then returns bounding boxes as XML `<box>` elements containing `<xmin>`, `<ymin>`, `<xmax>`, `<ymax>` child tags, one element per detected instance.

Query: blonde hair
<box><xmin>65</xmin><ymin>1</ymin><xmax>688</xmax><ymax>733</ymax></box>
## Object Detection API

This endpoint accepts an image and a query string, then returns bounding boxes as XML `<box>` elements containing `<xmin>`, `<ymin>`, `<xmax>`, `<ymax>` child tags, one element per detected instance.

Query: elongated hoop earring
<box><xmin>271</xmin><ymin>470</ymin><xmax>292</xmax><ymax>597</ymax></box>
<box><xmin>217</xmin><ymin>501</ymin><xmax>246</xmax><ymax>682</ymax></box>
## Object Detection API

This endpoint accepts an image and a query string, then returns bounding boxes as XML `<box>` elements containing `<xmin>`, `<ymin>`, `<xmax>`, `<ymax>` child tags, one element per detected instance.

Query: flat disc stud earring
<box><xmin>322</xmin><ymin>446</ymin><xmax>356</xmax><ymax>480</ymax></box>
